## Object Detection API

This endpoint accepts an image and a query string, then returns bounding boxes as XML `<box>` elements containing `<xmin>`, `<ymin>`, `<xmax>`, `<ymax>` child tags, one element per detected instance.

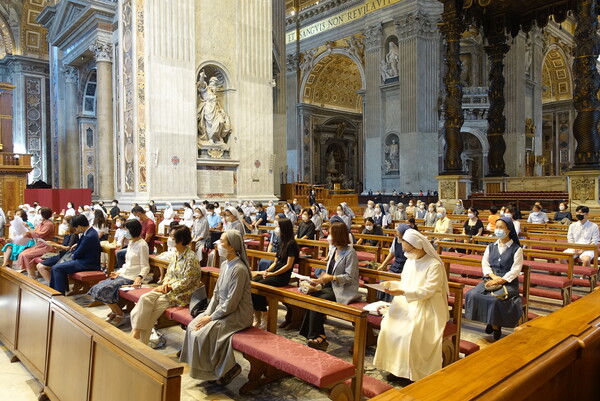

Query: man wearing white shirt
<box><xmin>527</xmin><ymin>204</ymin><xmax>549</xmax><ymax>224</ymax></box>
<box><xmin>565</xmin><ymin>205</ymin><xmax>599</xmax><ymax>267</ymax></box>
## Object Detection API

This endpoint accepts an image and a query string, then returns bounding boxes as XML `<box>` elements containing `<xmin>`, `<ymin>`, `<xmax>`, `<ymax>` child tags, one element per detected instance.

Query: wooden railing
<box><xmin>0</xmin><ymin>152</ymin><xmax>32</xmax><ymax>167</ymax></box>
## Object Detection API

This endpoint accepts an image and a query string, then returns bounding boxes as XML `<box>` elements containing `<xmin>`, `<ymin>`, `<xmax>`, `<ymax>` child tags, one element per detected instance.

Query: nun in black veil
<box><xmin>465</xmin><ymin>217</ymin><xmax>523</xmax><ymax>340</ymax></box>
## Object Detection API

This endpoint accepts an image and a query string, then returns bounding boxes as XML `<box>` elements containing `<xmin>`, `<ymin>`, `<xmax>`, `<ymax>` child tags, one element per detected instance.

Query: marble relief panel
<box><xmin>122</xmin><ymin>0</ymin><xmax>134</xmax><ymax>192</ymax></box>
<box><xmin>136</xmin><ymin>0</ymin><xmax>147</xmax><ymax>192</ymax></box>
<box><xmin>24</xmin><ymin>76</ymin><xmax>43</xmax><ymax>182</ymax></box>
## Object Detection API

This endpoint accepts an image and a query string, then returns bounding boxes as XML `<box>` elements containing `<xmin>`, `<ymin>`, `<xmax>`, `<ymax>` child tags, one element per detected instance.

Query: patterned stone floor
<box><xmin>1</xmin><ymin>274</ymin><xmax>581</xmax><ymax>401</ymax></box>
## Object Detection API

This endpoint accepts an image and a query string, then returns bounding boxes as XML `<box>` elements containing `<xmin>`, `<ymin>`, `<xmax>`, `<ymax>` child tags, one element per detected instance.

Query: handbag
<box><xmin>56</xmin><ymin>250</ymin><xmax>74</xmax><ymax>264</ymax></box>
<box><xmin>483</xmin><ymin>277</ymin><xmax>509</xmax><ymax>300</ymax></box>
<box><xmin>189</xmin><ymin>284</ymin><xmax>208</xmax><ymax>318</ymax></box>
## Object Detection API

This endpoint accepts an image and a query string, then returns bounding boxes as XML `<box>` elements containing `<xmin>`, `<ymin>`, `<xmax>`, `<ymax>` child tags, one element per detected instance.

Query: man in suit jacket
<box><xmin>50</xmin><ymin>214</ymin><xmax>102</xmax><ymax>295</ymax></box>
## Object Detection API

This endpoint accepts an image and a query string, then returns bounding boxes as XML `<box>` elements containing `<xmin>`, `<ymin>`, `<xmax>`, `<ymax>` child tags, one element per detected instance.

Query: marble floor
<box><xmin>0</xmin><ymin>276</ymin><xmax>575</xmax><ymax>401</ymax></box>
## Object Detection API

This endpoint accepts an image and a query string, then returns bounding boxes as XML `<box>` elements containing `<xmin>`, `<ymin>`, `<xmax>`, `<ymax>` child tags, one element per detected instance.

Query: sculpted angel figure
<box><xmin>197</xmin><ymin>70</ymin><xmax>232</xmax><ymax>146</ymax></box>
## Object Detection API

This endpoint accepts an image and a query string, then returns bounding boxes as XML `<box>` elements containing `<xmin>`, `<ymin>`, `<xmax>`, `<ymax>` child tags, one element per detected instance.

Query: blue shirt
<box><xmin>207</xmin><ymin>213</ymin><xmax>222</xmax><ymax>229</ymax></box>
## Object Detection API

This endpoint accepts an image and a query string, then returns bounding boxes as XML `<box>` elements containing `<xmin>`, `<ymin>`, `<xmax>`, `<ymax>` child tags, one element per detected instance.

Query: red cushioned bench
<box><xmin>232</xmin><ymin>327</ymin><xmax>356</xmax><ymax>400</ymax></box>
<box><xmin>68</xmin><ymin>270</ymin><xmax>107</xmax><ymax>296</ymax></box>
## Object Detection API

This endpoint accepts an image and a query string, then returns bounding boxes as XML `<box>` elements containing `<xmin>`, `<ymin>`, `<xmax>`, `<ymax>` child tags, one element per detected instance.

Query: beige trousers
<box><xmin>130</xmin><ymin>290</ymin><xmax>173</xmax><ymax>345</ymax></box>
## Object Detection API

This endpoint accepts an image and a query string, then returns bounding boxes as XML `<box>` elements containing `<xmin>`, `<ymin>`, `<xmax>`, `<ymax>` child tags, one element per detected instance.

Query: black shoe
<box><xmin>485</xmin><ymin>324</ymin><xmax>493</xmax><ymax>334</ymax></box>
<box><xmin>307</xmin><ymin>335</ymin><xmax>329</xmax><ymax>351</ymax></box>
<box><xmin>493</xmin><ymin>327</ymin><xmax>502</xmax><ymax>340</ymax></box>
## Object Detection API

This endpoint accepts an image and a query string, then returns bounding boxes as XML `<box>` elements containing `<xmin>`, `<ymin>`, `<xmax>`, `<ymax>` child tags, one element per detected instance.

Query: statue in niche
<box><xmin>460</xmin><ymin>59</ymin><xmax>470</xmax><ymax>86</ymax></box>
<box><xmin>380</xmin><ymin>41</ymin><xmax>399</xmax><ymax>82</ymax></box>
<box><xmin>327</xmin><ymin>152</ymin><xmax>337</xmax><ymax>173</ymax></box>
<box><xmin>384</xmin><ymin>138</ymin><xmax>399</xmax><ymax>172</ymax></box>
<box><xmin>524</xmin><ymin>40</ymin><xmax>532</xmax><ymax>77</ymax></box>
<box><xmin>197</xmin><ymin>70</ymin><xmax>232</xmax><ymax>149</ymax></box>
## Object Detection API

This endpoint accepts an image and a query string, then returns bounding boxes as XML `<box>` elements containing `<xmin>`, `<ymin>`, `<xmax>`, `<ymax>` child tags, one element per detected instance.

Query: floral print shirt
<box><xmin>164</xmin><ymin>247</ymin><xmax>202</xmax><ymax>306</ymax></box>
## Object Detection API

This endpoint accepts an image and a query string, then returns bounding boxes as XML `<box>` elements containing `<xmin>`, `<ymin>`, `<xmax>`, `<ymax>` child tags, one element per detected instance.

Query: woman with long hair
<box><xmin>251</xmin><ymin>218</ymin><xmax>298</xmax><ymax>329</ymax></box>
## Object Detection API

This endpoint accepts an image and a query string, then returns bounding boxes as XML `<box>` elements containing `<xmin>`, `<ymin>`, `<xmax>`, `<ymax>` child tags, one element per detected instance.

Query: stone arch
<box><xmin>0</xmin><ymin>13</ymin><xmax>15</xmax><ymax>58</ymax></box>
<box><xmin>542</xmin><ymin>45</ymin><xmax>573</xmax><ymax>103</ymax></box>
<box><xmin>196</xmin><ymin>61</ymin><xmax>231</xmax><ymax>88</ymax></box>
<box><xmin>301</xmin><ymin>50</ymin><xmax>365</xmax><ymax>113</ymax></box>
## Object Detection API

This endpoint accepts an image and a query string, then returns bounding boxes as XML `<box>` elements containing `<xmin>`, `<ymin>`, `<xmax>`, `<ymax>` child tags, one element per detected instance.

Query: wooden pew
<box><xmin>0</xmin><ymin>266</ymin><xmax>184</xmax><ymax>401</ymax></box>
<box><xmin>373</xmin><ymin>289</ymin><xmax>600</xmax><ymax>401</ymax></box>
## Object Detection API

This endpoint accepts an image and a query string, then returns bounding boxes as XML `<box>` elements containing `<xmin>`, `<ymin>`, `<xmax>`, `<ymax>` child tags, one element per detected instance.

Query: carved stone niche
<box><xmin>196</xmin><ymin>64</ymin><xmax>232</xmax><ymax>159</ymax></box>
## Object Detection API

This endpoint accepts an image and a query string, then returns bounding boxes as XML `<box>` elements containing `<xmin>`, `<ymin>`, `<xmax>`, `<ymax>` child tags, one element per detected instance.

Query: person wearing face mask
<box><xmin>35</xmin><ymin>216</ymin><xmax>80</xmax><ymax>283</ymax></box>
<box><xmin>64</xmin><ymin>201</ymin><xmax>77</xmax><ymax>217</ymax></box>
<box><xmin>296</xmin><ymin>209</ymin><xmax>316</xmax><ymax>240</ymax></box>
<box><xmin>372</xmin><ymin>203</ymin><xmax>390</xmax><ymax>229</ymax></box>
<box><xmin>222</xmin><ymin>207</ymin><xmax>245</xmax><ymax>233</ymax></box>
<box><xmin>395</xmin><ymin>202</ymin><xmax>408</xmax><ymax>221</ymax></box>
<box><xmin>309</xmin><ymin>188</ymin><xmax>317</xmax><ymax>206</ymax></box>
<box><xmin>252</xmin><ymin>218</ymin><xmax>298</xmax><ymax>329</ymax></box>
<box><xmin>363</xmin><ymin>200</ymin><xmax>376</xmax><ymax>219</ymax></box>
<box><xmin>283</xmin><ymin>203</ymin><xmax>297</xmax><ymax>225</ymax></box>
<box><xmin>49</xmin><ymin>214</ymin><xmax>102</xmax><ymax>295</ymax></box>
<box><xmin>251</xmin><ymin>203</ymin><xmax>268</xmax><ymax>230</ymax></box>
<box><xmin>144</xmin><ymin>204</ymin><xmax>156</xmax><ymax>223</ymax></box>
<box><xmin>1</xmin><ymin>209</ymin><xmax>35</xmax><ymax>269</ymax></box>
<box><xmin>266</xmin><ymin>201</ymin><xmax>276</xmax><ymax>223</ymax></box>
<box><xmin>415</xmin><ymin>202</ymin><xmax>426</xmax><ymax>219</ymax></box>
<box><xmin>503</xmin><ymin>206</ymin><xmax>520</xmax><ymax>236</ymax></box>
<box><xmin>341</xmin><ymin>202</ymin><xmax>355</xmax><ymax>219</ymax></box>
<box><xmin>564</xmin><ymin>205</ymin><xmax>599</xmax><ymax>267</ymax></box>
<box><xmin>554</xmin><ymin>202</ymin><xmax>572</xmax><ymax>225</ymax></box>
<box><xmin>335</xmin><ymin>204</ymin><xmax>352</xmax><ymax>231</ymax></box>
<box><xmin>181</xmin><ymin>229</ymin><xmax>253</xmax><ymax>386</ymax></box>
<box><xmin>374</xmin><ymin>229</ymin><xmax>449</xmax><ymax>382</ymax></box>
<box><xmin>108</xmin><ymin>199</ymin><xmax>120</xmax><ymax>219</ymax></box>
<box><xmin>405</xmin><ymin>200</ymin><xmax>416</xmax><ymax>218</ymax></box>
<box><xmin>131</xmin><ymin>226</ymin><xmax>202</xmax><ymax>346</ymax></box>
<box><xmin>58</xmin><ymin>216</ymin><xmax>71</xmax><ymax>236</ymax></box>
<box><xmin>158</xmin><ymin>202</ymin><xmax>175</xmax><ymax>235</ymax></box>
<box><xmin>182</xmin><ymin>202</ymin><xmax>194</xmax><ymax>228</ymax></box>
<box><xmin>88</xmin><ymin>219</ymin><xmax>149</xmax><ymax>326</ymax></box>
<box><xmin>388</xmin><ymin>200</ymin><xmax>397</xmax><ymax>217</ymax></box>
<box><xmin>424</xmin><ymin>203</ymin><xmax>438</xmax><ymax>227</ymax></box>
<box><xmin>527</xmin><ymin>204</ymin><xmax>548</xmax><ymax>224</ymax></box>
<box><xmin>463</xmin><ymin>208</ymin><xmax>483</xmax><ymax>238</ymax></box>
<box><xmin>452</xmin><ymin>199</ymin><xmax>466</xmax><ymax>215</ymax></box>
<box><xmin>465</xmin><ymin>217</ymin><xmax>523</xmax><ymax>340</ymax></box>
<box><xmin>357</xmin><ymin>217</ymin><xmax>384</xmax><ymax>246</ymax></box>
<box><xmin>299</xmin><ymin>222</ymin><xmax>359</xmax><ymax>351</ymax></box>
<box><xmin>310</xmin><ymin>205</ymin><xmax>323</xmax><ymax>234</ymax></box>
<box><xmin>192</xmin><ymin>208</ymin><xmax>209</xmax><ymax>261</ymax></box>
<box><xmin>205</xmin><ymin>204</ymin><xmax>223</xmax><ymax>231</ymax></box>
<box><xmin>433</xmin><ymin>207</ymin><xmax>452</xmax><ymax>236</ymax></box>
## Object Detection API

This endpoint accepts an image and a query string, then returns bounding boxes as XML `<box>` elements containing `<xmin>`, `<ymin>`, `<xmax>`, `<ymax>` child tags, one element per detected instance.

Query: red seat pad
<box><xmin>70</xmin><ymin>270</ymin><xmax>106</xmax><ymax>281</ymax></box>
<box><xmin>232</xmin><ymin>327</ymin><xmax>355</xmax><ymax>388</ymax></box>
<box><xmin>246</xmin><ymin>240</ymin><xmax>261</xmax><ymax>248</ymax></box>
<box><xmin>344</xmin><ymin>375</ymin><xmax>393</xmax><ymax>399</ymax></box>
<box><xmin>460</xmin><ymin>340</ymin><xmax>480</xmax><ymax>355</ymax></box>
<box><xmin>519</xmin><ymin>273</ymin><xmax>572</xmax><ymax>288</ymax></box>
<box><xmin>118</xmin><ymin>287</ymin><xmax>153</xmax><ymax>303</ymax></box>
<box><xmin>201</xmin><ymin>266</ymin><xmax>221</xmax><ymax>274</ymax></box>
<box><xmin>443</xmin><ymin>322</ymin><xmax>458</xmax><ymax>338</ymax></box>
<box><xmin>356</xmin><ymin>251</ymin><xmax>375</xmax><ymax>262</ymax></box>
<box><xmin>449</xmin><ymin>263</ymin><xmax>482</xmax><ymax>276</ymax></box>
<box><xmin>166</xmin><ymin>306</ymin><xmax>194</xmax><ymax>326</ymax></box>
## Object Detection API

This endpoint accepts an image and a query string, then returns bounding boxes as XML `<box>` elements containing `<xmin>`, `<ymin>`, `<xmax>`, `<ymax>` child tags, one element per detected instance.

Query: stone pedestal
<box><xmin>197</xmin><ymin>158</ymin><xmax>239</xmax><ymax>198</ymax></box>
<box><xmin>436</xmin><ymin>175</ymin><xmax>471</xmax><ymax>203</ymax></box>
<box><xmin>565</xmin><ymin>171</ymin><xmax>600</xmax><ymax>211</ymax></box>
<box><xmin>482</xmin><ymin>177</ymin><xmax>507</xmax><ymax>194</ymax></box>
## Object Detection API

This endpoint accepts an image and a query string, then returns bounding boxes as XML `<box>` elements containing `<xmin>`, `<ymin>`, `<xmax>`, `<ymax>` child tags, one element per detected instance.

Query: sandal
<box><xmin>307</xmin><ymin>335</ymin><xmax>329</xmax><ymax>351</ymax></box>
<box><xmin>216</xmin><ymin>363</ymin><xmax>241</xmax><ymax>386</ymax></box>
<box><xmin>105</xmin><ymin>312</ymin><xmax>117</xmax><ymax>322</ymax></box>
<box><xmin>111</xmin><ymin>315</ymin><xmax>125</xmax><ymax>327</ymax></box>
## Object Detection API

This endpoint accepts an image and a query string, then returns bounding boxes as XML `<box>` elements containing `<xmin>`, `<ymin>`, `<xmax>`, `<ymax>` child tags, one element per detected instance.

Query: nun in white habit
<box><xmin>180</xmin><ymin>230</ymin><xmax>253</xmax><ymax>384</ymax></box>
<box><xmin>373</xmin><ymin>229</ymin><xmax>449</xmax><ymax>382</ymax></box>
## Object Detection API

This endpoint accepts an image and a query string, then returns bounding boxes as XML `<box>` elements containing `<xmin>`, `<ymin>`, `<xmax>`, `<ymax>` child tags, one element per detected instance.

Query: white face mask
<box><xmin>116</xmin><ymin>222</ymin><xmax>122</xmax><ymax>228</ymax></box>
<box><xmin>532</xmin><ymin>211</ymin><xmax>539</xmax><ymax>216</ymax></box>
<box><xmin>217</xmin><ymin>245</ymin><xmax>229</xmax><ymax>259</ymax></box>
<box><xmin>302</xmin><ymin>215</ymin><xmax>309</xmax><ymax>221</ymax></box>
<box><xmin>404</xmin><ymin>251</ymin><xmax>418</xmax><ymax>260</ymax></box>
<box><xmin>468</xmin><ymin>213</ymin><xmax>475</xmax><ymax>219</ymax></box>
<box><xmin>327</xmin><ymin>236</ymin><xmax>333</xmax><ymax>244</ymax></box>
<box><xmin>504</xmin><ymin>213</ymin><xmax>512</xmax><ymax>219</ymax></box>
<box><xmin>437</xmin><ymin>213</ymin><xmax>443</xmax><ymax>218</ymax></box>
<box><xmin>167</xmin><ymin>238</ymin><xmax>176</xmax><ymax>249</ymax></box>
<box><xmin>495</xmin><ymin>229</ymin><xmax>507</xmax><ymax>239</ymax></box>
<box><xmin>374</xmin><ymin>208</ymin><xmax>381</xmax><ymax>214</ymax></box>
<box><xmin>559</xmin><ymin>205</ymin><xmax>565</xmax><ymax>211</ymax></box>
<box><xmin>428</xmin><ymin>208</ymin><xmax>434</xmax><ymax>212</ymax></box>
<box><xmin>337</xmin><ymin>210</ymin><xmax>343</xmax><ymax>216</ymax></box>
<box><xmin>274</xmin><ymin>227</ymin><xmax>281</xmax><ymax>236</ymax></box>
<box><xmin>365</xmin><ymin>225</ymin><xmax>373</xmax><ymax>231</ymax></box>
<box><xmin>419</xmin><ymin>205</ymin><xmax>425</xmax><ymax>209</ymax></box>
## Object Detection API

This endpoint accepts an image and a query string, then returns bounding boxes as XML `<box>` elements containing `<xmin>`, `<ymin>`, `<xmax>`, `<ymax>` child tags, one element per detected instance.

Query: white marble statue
<box><xmin>385</xmin><ymin>42</ymin><xmax>399</xmax><ymax>77</ymax></box>
<box><xmin>384</xmin><ymin>139</ymin><xmax>399</xmax><ymax>171</ymax></box>
<box><xmin>197</xmin><ymin>70</ymin><xmax>232</xmax><ymax>147</ymax></box>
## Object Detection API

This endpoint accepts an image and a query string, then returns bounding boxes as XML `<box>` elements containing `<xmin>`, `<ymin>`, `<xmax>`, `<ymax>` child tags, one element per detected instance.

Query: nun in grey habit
<box><xmin>180</xmin><ymin>229</ymin><xmax>253</xmax><ymax>385</ymax></box>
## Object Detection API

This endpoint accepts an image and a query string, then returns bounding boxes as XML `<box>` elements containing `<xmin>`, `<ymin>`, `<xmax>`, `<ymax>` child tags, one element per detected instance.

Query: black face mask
<box><xmin>576</xmin><ymin>214</ymin><xmax>585</xmax><ymax>221</ymax></box>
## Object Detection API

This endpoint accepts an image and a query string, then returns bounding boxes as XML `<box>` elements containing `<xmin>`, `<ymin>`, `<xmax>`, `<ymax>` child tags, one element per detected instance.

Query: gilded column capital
<box><xmin>61</xmin><ymin>65</ymin><xmax>79</xmax><ymax>83</ymax></box>
<box><xmin>89</xmin><ymin>40</ymin><xmax>113</xmax><ymax>63</ymax></box>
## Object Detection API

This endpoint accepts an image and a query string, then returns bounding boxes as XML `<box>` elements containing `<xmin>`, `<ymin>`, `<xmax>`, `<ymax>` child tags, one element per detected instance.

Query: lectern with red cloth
<box><xmin>24</xmin><ymin>189</ymin><xmax>92</xmax><ymax>213</ymax></box>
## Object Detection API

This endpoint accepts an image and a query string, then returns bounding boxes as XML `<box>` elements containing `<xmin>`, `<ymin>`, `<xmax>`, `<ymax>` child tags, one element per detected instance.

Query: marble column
<box><xmin>439</xmin><ymin>3</ymin><xmax>465</xmax><ymax>174</ymax></box>
<box><xmin>572</xmin><ymin>0</ymin><xmax>600</xmax><ymax>169</ymax></box>
<box><xmin>62</xmin><ymin>66</ymin><xmax>80</xmax><ymax>188</ymax></box>
<box><xmin>485</xmin><ymin>34</ymin><xmax>510</xmax><ymax>177</ymax></box>
<box><xmin>363</xmin><ymin>23</ymin><xmax>383</xmax><ymax>193</ymax></box>
<box><xmin>90</xmin><ymin>40</ymin><xmax>114</xmax><ymax>200</ymax></box>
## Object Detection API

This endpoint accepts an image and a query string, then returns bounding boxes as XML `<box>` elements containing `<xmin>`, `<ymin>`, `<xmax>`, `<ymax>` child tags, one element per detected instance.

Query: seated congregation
<box><xmin>0</xmin><ymin>194</ymin><xmax>597</xmax><ymax>400</ymax></box>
